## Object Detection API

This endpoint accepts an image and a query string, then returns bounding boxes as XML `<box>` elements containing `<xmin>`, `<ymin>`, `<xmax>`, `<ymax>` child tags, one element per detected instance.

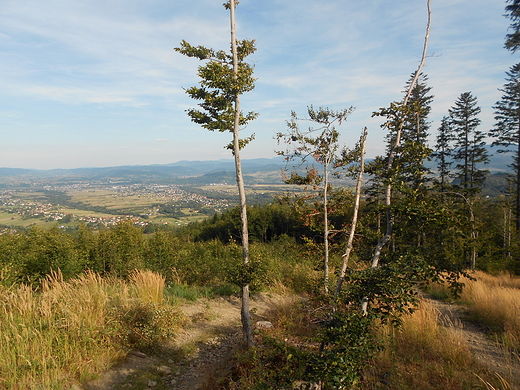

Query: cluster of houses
<box><xmin>0</xmin><ymin>183</ymin><xmax>234</xmax><ymax>230</ymax></box>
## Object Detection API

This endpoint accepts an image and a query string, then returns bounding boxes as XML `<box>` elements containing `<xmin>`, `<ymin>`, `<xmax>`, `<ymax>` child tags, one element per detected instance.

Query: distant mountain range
<box><xmin>0</xmin><ymin>157</ymin><xmax>289</xmax><ymax>185</ymax></box>
<box><xmin>0</xmin><ymin>148</ymin><xmax>515</xmax><ymax>186</ymax></box>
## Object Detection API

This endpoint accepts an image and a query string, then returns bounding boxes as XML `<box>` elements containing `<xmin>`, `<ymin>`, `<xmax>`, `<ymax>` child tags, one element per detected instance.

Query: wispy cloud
<box><xmin>0</xmin><ymin>0</ymin><xmax>516</xmax><ymax>168</ymax></box>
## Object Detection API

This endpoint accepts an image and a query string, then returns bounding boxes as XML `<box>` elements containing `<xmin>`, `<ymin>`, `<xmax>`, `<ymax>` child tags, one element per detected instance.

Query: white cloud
<box><xmin>0</xmin><ymin>0</ymin><xmax>517</xmax><ymax>168</ymax></box>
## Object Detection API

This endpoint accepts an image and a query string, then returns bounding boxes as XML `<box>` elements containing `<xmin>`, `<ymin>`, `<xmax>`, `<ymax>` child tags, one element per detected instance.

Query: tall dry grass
<box><xmin>461</xmin><ymin>271</ymin><xmax>520</xmax><ymax>350</ymax></box>
<box><xmin>129</xmin><ymin>269</ymin><xmax>165</xmax><ymax>304</ymax></box>
<box><xmin>0</xmin><ymin>269</ymin><xmax>180</xmax><ymax>389</ymax></box>
<box><xmin>364</xmin><ymin>299</ymin><xmax>504</xmax><ymax>389</ymax></box>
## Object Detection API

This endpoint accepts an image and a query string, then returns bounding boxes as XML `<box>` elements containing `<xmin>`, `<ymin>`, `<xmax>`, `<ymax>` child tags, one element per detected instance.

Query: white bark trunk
<box><xmin>323</xmin><ymin>161</ymin><xmax>330</xmax><ymax>294</ymax></box>
<box><xmin>229</xmin><ymin>0</ymin><xmax>253</xmax><ymax>347</ymax></box>
<box><xmin>334</xmin><ymin>127</ymin><xmax>368</xmax><ymax>300</ymax></box>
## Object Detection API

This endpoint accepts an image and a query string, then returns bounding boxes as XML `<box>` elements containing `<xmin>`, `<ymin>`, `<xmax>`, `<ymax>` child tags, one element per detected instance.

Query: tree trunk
<box><xmin>362</xmin><ymin>0</ymin><xmax>431</xmax><ymax>315</ymax></box>
<box><xmin>229</xmin><ymin>0</ymin><xmax>253</xmax><ymax>347</ymax></box>
<box><xmin>516</xmin><ymin>125</ymin><xmax>520</xmax><ymax>233</ymax></box>
<box><xmin>335</xmin><ymin>127</ymin><xmax>368</xmax><ymax>300</ymax></box>
<box><xmin>469</xmin><ymin>201</ymin><xmax>476</xmax><ymax>270</ymax></box>
<box><xmin>323</xmin><ymin>160</ymin><xmax>330</xmax><ymax>294</ymax></box>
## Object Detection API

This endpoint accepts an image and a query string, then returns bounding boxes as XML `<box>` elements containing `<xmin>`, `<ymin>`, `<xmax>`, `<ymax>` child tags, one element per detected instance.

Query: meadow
<box><xmin>1</xmin><ymin>264</ymin><xmax>519</xmax><ymax>389</ymax></box>
<box><xmin>0</xmin><ymin>193</ymin><xmax>519</xmax><ymax>389</ymax></box>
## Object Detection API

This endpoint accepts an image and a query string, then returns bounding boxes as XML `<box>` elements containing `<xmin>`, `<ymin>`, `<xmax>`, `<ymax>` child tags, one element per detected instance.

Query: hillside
<box><xmin>0</xmin><ymin>148</ymin><xmax>515</xmax><ymax>187</ymax></box>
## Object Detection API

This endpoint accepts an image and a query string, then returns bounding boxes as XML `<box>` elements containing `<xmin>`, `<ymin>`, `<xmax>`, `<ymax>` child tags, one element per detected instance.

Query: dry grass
<box><xmin>460</xmin><ymin>271</ymin><xmax>520</xmax><ymax>350</ymax></box>
<box><xmin>129</xmin><ymin>269</ymin><xmax>165</xmax><ymax>305</ymax></box>
<box><xmin>362</xmin><ymin>299</ymin><xmax>505</xmax><ymax>389</ymax></box>
<box><xmin>470</xmin><ymin>271</ymin><xmax>520</xmax><ymax>290</ymax></box>
<box><xmin>0</xmin><ymin>270</ymin><xmax>180</xmax><ymax>389</ymax></box>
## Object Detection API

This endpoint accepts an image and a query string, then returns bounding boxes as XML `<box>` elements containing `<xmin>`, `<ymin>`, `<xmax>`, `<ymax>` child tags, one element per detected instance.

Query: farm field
<box><xmin>0</xmin><ymin>181</ymin><xmax>304</xmax><ymax>231</ymax></box>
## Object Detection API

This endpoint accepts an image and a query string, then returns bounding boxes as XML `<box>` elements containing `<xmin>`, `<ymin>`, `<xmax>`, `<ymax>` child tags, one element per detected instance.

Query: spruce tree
<box><xmin>448</xmin><ymin>92</ymin><xmax>489</xmax><ymax>192</ymax></box>
<box><xmin>490</xmin><ymin>63</ymin><xmax>520</xmax><ymax>231</ymax></box>
<box><xmin>375</xmin><ymin>73</ymin><xmax>433</xmax><ymax>189</ymax></box>
<box><xmin>400</xmin><ymin>72</ymin><xmax>434</xmax><ymax>187</ymax></box>
<box><xmin>433</xmin><ymin>116</ymin><xmax>453</xmax><ymax>191</ymax></box>
<box><xmin>402</xmin><ymin>73</ymin><xmax>434</xmax><ymax>140</ymax></box>
<box><xmin>505</xmin><ymin>0</ymin><xmax>520</xmax><ymax>52</ymax></box>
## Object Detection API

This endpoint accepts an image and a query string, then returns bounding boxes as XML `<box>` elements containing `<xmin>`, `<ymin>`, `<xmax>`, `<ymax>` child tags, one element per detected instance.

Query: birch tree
<box><xmin>276</xmin><ymin>106</ymin><xmax>354</xmax><ymax>294</ymax></box>
<box><xmin>175</xmin><ymin>0</ymin><xmax>257</xmax><ymax>347</ymax></box>
<box><xmin>334</xmin><ymin>127</ymin><xmax>368</xmax><ymax>299</ymax></box>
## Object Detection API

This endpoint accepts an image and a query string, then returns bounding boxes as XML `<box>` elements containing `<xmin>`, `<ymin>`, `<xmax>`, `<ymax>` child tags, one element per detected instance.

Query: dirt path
<box><xmin>83</xmin><ymin>293</ymin><xmax>520</xmax><ymax>390</ymax></box>
<box><xmin>83</xmin><ymin>293</ymin><xmax>291</xmax><ymax>390</ymax></box>
<box><xmin>427</xmin><ymin>297</ymin><xmax>520</xmax><ymax>389</ymax></box>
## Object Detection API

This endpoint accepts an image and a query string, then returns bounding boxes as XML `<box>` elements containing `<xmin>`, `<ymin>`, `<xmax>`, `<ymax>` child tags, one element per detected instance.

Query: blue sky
<box><xmin>0</xmin><ymin>0</ymin><xmax>516</xmax><ymax>169</ymax></box>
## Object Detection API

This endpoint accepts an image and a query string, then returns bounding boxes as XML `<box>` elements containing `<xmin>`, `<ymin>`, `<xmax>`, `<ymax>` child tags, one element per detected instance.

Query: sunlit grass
<box><xmin>363</xmin><ymin>299</ymin><xmax>507</xmax><ymax>389</ymax></box>
<box><xmin>0</xmin><ymin>270</ymin><xmax>182</xmax><ymax>389</ymax></box>
<box><xmin>460</xmin><ymin>271</ymin><xmax>520</xmax><ymax>351</ymax></box>
<box><xmin>130</xmin><ymin>269</ymin><xmax>165</xmax><ymax>305</ymax></box>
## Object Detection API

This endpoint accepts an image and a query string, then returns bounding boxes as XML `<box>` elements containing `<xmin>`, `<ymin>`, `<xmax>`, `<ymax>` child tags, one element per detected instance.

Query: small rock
<box><xmin>147</xmin><ymin>380</ymin><xmax>158</xmax><ymax>387</ymax></box>
<box><xmin>256</xmin><ymin>320</ymin><xmax>273</xmax><ymax>329</ymax></box>
<box><xmin>293</xmin><ymin>381</ymin><xmax>321</xmax><ymax>390</ymax></box>
<box><xmin>130</xmin><ymin>350</ymin><xmax>147</xmax><ymax>358</ymax></box>
<box><xmin>157</xmin><ymin>365</ymin><xmax>172</xmax><ymax>374</ymax></box>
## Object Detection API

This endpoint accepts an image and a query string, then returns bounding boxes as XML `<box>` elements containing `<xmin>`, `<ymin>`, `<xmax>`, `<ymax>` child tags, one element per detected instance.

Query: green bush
<box><xmin>115</xmin><ymin>300</ymin><xmax>183</xmax><ymax>352</ymax></box>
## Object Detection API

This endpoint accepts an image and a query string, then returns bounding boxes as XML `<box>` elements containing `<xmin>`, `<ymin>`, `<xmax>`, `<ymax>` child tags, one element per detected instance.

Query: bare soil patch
<box><xmin>83</xmin><ymin>293</ymin><xmax>292</xmax><ymax>390</ymax></box>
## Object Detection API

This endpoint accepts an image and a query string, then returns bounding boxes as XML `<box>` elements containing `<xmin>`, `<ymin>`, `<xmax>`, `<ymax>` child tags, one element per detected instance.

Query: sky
<box><xmin>0</xmin><ymin>0</ymin><xmax>517</xmax><ymax>170</ymax></box>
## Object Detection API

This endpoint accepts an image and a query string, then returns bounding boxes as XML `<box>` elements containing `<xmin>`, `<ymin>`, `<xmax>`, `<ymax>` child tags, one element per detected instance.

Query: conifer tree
<box><xmin>448</xmin><ymin>92</ymin><xmax>489</xmax><ymax>192</ymax></box>
<box><xmin>399</xmin><ymin>72</ymin><xmax>434</xmax><ymax>187</ymax></box>
<box><xmin>490</xmin><ymin>63</ymin><xmax>520</xmax><ymax>232</ymax></box>
<box><xmin>505</xmin><ymin>0</ymin><xmax>520</xmax><ymax>52</ymax></box>
<box><xmin>433</xmin><ymin>116</ymin><xmax>453</xmax><ymax>191</ymax></box>
<box><xmin>369</xmin><ymin>73</ymin><xmax>433</xmax><ymax>192</ymax></box>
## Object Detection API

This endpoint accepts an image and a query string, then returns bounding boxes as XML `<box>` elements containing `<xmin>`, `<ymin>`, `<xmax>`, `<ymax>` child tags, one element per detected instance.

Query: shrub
<box><xmin>115</xmin><ymin>300</ymin><xmax>183</xmax><ymax>352</ymax></box>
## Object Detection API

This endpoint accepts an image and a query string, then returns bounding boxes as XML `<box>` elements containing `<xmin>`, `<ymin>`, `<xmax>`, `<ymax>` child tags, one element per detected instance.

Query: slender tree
<box><xmin>433</xmin><ymin>116</ymin><xmax>453</xmax><ymax>191</ymax></box>
<box><xmin>505</xmin><ymin>0</ymin><xmax>520</xmax><ymax>52</ymax></box>
<box><xmin>490</xmin><ymin>63</ymin><xmax>520</xmax><ymax>232</ymax></box>
<box><xmin>175</xmin><ymin>0</ymin><xmax>257</xmax><ymax>346</ymax></box>
<box><xmin>449</xmin><ymin>92</ymin><xmax>489</xmax><ymax>192</ymax></box>
<box><xmin>276</xmin><ymin>106</ymin><xmax>355</xmax><ymax>294</ymax></box>
<box><xmin>361</xmin><ymin>0</ymin><xmax>432</xmax><ymax>315</ymax></box>
<box><xmin>334</xmin><ymin>127</ymin><xmax>368</xmax><ymax>298</ymax></box>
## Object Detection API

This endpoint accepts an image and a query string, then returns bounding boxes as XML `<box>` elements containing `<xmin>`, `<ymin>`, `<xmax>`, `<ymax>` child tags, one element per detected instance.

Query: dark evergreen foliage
<box><xmin>505</xmin><ymin>0</ymin><xmax>520</xmax><ymax>52</ymax></box>
<box><xmin>432</xmin><ymin>116</ymin><xmax>453</xmax><ymax>191</ymax></box>
<box><xmin>490</xmin><ymin>63</ymin><xmax>520</xmax><ymax>231</ymax></box>
<box><xmin>398</xmin><ymin>72</ymin><xmax>434</xmax><ymax>188</ymax></box>
<box><xmin>448</xmin><ymin>92</ymin><xmax>489</xmax><ymax>192</ymax></box>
